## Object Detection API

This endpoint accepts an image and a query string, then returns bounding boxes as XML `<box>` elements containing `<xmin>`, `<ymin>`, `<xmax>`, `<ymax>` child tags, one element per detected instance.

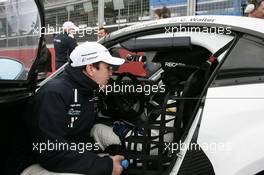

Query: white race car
<box><xmin>1</xmin><ymin>0</ymin><xmax>264</xmax><ymax>175</ymax></box>
<box><xmin>96</xmin><ymin>15</ymin><xmax>264</xmax><ymax>175</ymax></box>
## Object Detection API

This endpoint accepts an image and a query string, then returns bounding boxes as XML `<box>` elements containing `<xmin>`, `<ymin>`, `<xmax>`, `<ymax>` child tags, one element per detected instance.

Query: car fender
<box><xmin>198</xmin><ymin>83</ymin><xmax>264</xmax><ymax>175</ymax></box>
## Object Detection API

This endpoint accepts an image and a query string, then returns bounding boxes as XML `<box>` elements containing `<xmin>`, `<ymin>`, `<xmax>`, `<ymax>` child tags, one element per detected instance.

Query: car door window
<box><xmin>111</xmin><ymin>31</ymin><xmax>234</xmax><ymax>79</ymax></box>
<box><xmin>216</xmin><ymin>35</ymin><xmax>264</xmax><ymax>80</ymax></box>
<box><xmin>0</xmin><ymin>0</ymin><xmax>41</xmax><ymax>80</ymax></box>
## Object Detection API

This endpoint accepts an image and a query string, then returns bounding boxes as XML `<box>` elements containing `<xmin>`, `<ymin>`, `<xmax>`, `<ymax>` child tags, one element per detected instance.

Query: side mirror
<box><xmin>0</xmin><ymin>57</ymin><xmax>26</xmax><ymax>80</ymax></box>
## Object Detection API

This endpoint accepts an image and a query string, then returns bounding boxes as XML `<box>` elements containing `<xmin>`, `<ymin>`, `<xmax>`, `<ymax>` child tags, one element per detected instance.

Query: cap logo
<box><xmin>82</xmin><ymin>55</ymin><xmax>98</xmax><ymax>62</ymax></box>
<box><xmin>81</xmin><ymin>51</ymin><xmax>97</xmax><ymax>57</ymax></box>
<box><xmin>70</xmin><ymin>42</ymin><xmax>124</xmax><ymax>67</ymax></box>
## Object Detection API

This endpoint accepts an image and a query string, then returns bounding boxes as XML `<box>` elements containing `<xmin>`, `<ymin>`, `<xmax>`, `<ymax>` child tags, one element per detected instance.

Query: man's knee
<box><xmin>90</xmin><ymin>123</ymin><xmax>106</xmax><ymax>137</ymax></box>
<box><xmin>91</xmin><ymin>123</ymin><xmax>121</xmax><ymax>150</ymax></box>
<box><xmin>21</xmin><ymin>164</ymin><xmax>49</xmax><ymax>175</ymax></box>
<box><xmin>21</xmin><ymin>164</ymin><xmax>82</xmax><ymax>175</ymax></box>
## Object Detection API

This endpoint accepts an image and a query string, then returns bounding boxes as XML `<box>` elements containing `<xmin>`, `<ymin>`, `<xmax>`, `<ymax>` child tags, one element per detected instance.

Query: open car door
<box><xmin>0</xmin><ymin>0</ymin><xmax>44</xmax><ymax>174</ymax></box>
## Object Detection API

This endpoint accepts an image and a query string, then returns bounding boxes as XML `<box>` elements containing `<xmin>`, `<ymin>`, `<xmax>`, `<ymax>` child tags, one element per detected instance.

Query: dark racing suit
<box><xmin>53</xmin><ymin>33</ymin><xmax>77</xmax><ymax>69</ymax></box>
<box><xmin>28</xmin><ymin>65</ymin><xmax>113</xmax><ymax>175</ymax></box>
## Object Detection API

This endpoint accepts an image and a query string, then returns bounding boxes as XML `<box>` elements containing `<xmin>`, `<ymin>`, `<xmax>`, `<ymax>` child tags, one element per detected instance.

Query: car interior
<box><xmin>96</xmin><ymin>36</ymin><xmax>220</xmax><ymax>175</ymax></box>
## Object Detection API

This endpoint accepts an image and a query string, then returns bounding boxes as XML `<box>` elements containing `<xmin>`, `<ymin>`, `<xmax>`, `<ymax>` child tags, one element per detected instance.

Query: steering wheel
<box><xmin>100</xmin><ymin>72</ymin><xmax>146</xmax><ymax>125</ymax></box>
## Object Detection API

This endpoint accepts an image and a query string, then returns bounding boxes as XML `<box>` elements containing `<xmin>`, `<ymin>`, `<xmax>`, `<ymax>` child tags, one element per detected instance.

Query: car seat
<box><xmin>119</xmin><ymin>45</ymin><xmax>217</xmax><ymax>175</ymax></box>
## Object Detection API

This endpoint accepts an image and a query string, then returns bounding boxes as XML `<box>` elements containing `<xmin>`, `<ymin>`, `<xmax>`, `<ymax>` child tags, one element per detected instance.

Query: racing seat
<box><xmin>118</xmin><ymin>45</ymin><xmax>216</xmax><ymax>175</ymax></box>
<box><xmin>102</xmin><ymin>39</ymin><xmax>233</xmax><ymax>174</ymax></box>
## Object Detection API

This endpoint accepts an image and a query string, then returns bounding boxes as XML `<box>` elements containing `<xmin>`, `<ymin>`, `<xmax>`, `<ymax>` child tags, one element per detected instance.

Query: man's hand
<box><xmin>111</xmin><ymin>155</ymin><xmax>124</xmax><ymax>175</ymax></box>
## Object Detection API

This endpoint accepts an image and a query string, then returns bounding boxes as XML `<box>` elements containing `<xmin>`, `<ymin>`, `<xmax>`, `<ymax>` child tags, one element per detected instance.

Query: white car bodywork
<box><xmin>112</xmin><ymin>15</ymin><xmax>264</xmax><ymax>38</ymax></box>
<box><xmin>199</xmin><ymin>84</ymin><xmax>264</xmax><ymax>175</ymax></box>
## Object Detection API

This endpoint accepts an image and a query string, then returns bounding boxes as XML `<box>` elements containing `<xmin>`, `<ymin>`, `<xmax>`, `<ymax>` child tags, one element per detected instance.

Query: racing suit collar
<box><xmin>64</xmin><ymin>65</ymin><xmax>98</xmax><ymax>91</ymax></box>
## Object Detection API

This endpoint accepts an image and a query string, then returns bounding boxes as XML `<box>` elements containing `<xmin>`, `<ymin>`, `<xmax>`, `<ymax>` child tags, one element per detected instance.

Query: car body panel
<box><xmin>199</xmin><ymin>84</ymin><xmax>264</xmax><ymax>175</ymax></box>
<box><xmin>106</xmin><ymin>16</ymin><xmax>264</xmax><ymax>43</ymax></box>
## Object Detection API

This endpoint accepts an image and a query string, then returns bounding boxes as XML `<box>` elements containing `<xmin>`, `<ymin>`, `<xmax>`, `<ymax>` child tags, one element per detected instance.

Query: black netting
<box><xmin>121</xmin><ymin>46</ymin><xmax>214</xmax><ymax>175</ymax></box>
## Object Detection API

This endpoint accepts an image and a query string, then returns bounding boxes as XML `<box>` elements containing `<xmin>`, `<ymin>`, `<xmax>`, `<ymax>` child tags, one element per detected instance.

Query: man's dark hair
<box><xmin>154</xmin><ymin>8</ymin><xmax>163</xmax><ymax>18</ymax></box>
<box><xmin>69</xmin><ymin>61</ymin><xmax>102</xmax><ymax>71</ymax></box>
<box><xmin>162</xmin><ymin>6</ymin><xmax>171</xmax><ymax>18</ymax></box>
<box><xmin>99</xmin><ymin>27</ymin><xmax>108</xmax><ymax>35</ymax></box>
<box><xmin>92</xmin><ymin>61</ymin><xmax>102</xmax><ymax>70</ymax></box>
<box><xmin>249</xmin><ymin>0</ymin><xmax>263</xmax><ymax>5</ymax></box>
<box><xmin>154</xmin><ymin>6</ymin><xmax>171</xmax><ymax>19</ymax></box>
<box><xmin>79</xmin><ymin>62</ymin><xmax>102</xmax><ymax>71</ymax></box>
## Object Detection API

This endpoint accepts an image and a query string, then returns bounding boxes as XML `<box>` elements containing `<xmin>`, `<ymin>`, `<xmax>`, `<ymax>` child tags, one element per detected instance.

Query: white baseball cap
<box><xmin>245</xmin><ymin>0</ymin><xmax>264</xmax><ymax>13</ymax></box>
<box><xmin>70</xmin><ymin>42</ymin><xmax>125</xmax><ymax>67</ymax></box>
<box><xmin>62</xmin><ymin>21</ymin><xmax>79</xmax><ymax>31</ymax></box>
